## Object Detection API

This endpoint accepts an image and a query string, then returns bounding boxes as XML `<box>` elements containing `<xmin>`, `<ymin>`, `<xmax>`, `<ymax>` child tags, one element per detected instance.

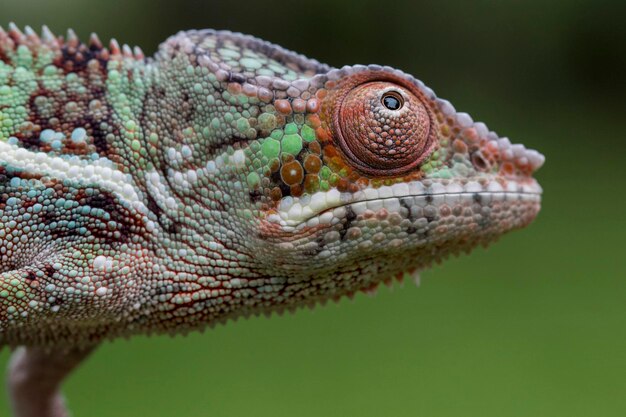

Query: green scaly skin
<box><xmin>0</xmin><ymin>24</ymin><xmax>544</xmax><ymax>417</ymax></box>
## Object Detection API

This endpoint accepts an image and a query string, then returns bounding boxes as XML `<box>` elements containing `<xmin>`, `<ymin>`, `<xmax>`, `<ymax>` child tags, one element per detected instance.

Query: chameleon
<box><xmin>0</xmin><ymin>23</ymin><xmax>544</xmax><ymax>417</ymax></box>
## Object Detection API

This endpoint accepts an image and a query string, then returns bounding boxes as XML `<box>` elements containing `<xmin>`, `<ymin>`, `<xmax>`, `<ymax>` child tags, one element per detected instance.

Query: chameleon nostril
<box><xmin>471</xmin><ymin>151</ymin><xmax>491</xmax><ymax>172</ymax></box>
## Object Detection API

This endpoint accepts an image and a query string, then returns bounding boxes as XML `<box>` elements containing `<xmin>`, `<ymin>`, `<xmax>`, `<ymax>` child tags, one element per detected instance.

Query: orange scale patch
<box><xmin>462</xmin><ymin>127</ymin><xmax>480</xmax><ymax>143</ymax></box>
<box><xmin>315</xmin><ymin>126</ymin><xmax>330</xmax><ymax>142</ymax></box>
<box><xmin>452</xmin><ymin>138</ymin><xmax>468</xmax><ymax>153</ymax></box>
<box><xmin>304</xmin><ymin>174</ymin><xmax>320</xmax><ymax>193</ymax></box>
<box><xmin>304</xmin><ymin>154</ymin><xmax>322</xmax><ymax>173</ymax></box>
<box><xmin>280</xmin><ymin>160</ymin><xmax>304</xmax><ymax>186</ymax></box>
<box><xmin>270</xmin><ymin>187</ymin><xmax>282</xmax><ymax>201</ymax></box>
<box><xmin>306</xmin><ymin>114</ymin><xmax>322</xmax><ymax>128</ymax></box>
<box><xmin>290</xmin><ymin>183</ymin><xmax>304</xmax><ymax>197</ymax></box>
<box><xmin>307</xmin><ymin>141</ymin><xmax>322</xmax><ymax>154</ymax></box>
<box><xmin>501</xmin><ymin>162</ymin><xmax>515</xmax><ymax>176</ymax></box>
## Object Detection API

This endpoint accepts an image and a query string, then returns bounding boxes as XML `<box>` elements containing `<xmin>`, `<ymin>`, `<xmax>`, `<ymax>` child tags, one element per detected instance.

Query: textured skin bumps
<box><xmin>0</xmin><ymin>26</ymin><xmax>544</xmax><ymax>350</ymax></box>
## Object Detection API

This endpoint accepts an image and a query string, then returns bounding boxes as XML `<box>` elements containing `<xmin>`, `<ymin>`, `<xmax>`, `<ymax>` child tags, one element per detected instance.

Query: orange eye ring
<box><xmin>332</xmin><ymin>74</ymin><xmax>437</xmax><ymax>177</ymax></box>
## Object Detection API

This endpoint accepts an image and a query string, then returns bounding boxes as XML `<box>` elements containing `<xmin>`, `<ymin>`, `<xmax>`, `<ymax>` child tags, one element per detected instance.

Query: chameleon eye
<box><xmin>381</xmin><ymin>91</ymin><xmax>403</xmax><ymax>110</ymax></box>
<box><xmin>335</xmin><ymin>81</ymin><xmax>436</xmax><ymax>176</ymax></box>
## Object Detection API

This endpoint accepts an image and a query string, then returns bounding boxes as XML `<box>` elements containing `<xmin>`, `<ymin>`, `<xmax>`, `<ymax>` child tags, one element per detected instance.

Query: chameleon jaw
<box><xmin>269</xmin><ymin>178</ymin><xmax>542</xmax><ymax>230</ymax></box>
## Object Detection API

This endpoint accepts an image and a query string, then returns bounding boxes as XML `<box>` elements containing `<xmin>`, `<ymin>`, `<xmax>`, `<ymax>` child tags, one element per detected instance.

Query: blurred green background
<box><xmin>1</xmin><ymin>0</ymin><xmax>625</xmax><ymax>416</ymax></box>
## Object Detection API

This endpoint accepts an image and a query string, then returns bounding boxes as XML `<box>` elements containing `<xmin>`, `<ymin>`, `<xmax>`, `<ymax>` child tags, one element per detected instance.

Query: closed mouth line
<box><xmin>351</xmin><ymin>190</ymin><xmax>542</xmax><ymax>202</ymax></box>
<box><xmin>294</xmin><ymin>190</ymin><xmax>542</xmax><ymax>226</ymax></box>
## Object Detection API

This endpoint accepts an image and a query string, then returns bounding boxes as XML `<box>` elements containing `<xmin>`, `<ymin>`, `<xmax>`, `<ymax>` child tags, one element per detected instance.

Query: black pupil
<box><xmin>383</xmin><ymin>94</ymin><xmax>401</xmax><ymax>110</ymax></box>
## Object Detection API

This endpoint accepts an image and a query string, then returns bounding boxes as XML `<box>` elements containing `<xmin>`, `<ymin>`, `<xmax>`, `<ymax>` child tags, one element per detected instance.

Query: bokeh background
<box><xmin>1</xmin><ymin>0</ymin><xmax>625</xmax><ymax>416</ymax></box>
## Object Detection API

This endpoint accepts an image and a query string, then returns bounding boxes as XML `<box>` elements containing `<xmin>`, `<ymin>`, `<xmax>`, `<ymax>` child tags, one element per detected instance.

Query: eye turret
<box><xmin>334</xmin><ymin>80</ymin><xmax>436</xmax><ymax>176</ymax></box>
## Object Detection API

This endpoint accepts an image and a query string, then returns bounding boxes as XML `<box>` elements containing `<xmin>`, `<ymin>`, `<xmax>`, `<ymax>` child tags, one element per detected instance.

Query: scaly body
<box><xmin>0</xmin><ymin>24</ymin><xmax>543</xmax><ymax>417</ymax></box>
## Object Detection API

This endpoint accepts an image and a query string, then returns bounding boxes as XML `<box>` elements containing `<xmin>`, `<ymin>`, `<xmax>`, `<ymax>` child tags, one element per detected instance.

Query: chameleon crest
<box><xmin>0</xmin><ymin>24</ymin><xmax>543</xmax><ymax>417</ymax></box>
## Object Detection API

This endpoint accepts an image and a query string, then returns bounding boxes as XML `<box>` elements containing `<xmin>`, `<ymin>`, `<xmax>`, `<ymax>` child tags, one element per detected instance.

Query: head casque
<box><xmin>154</xmin><ymin>30</ymin><xmax>544</xmax><ymax>315</ymax></box>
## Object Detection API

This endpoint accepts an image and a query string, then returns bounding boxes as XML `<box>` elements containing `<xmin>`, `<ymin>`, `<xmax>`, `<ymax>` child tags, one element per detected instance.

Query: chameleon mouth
<box><xmin>268</xmin><ymin>178</ymin><xmax>542</xmax><ymax>229</ymax></box>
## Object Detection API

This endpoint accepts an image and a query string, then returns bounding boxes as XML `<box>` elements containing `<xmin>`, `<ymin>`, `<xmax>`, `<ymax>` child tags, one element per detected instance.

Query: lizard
<box><xmin>0</xmin><ymin>23</ymin><xmax>544</xmax><ymax>417</ymax></box>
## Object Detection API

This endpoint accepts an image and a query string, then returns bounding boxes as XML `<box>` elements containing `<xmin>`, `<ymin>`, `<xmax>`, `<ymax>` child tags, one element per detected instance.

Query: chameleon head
<box><xmin>229</xmin><ymin>65</ymin><xmax>544</xmax><ymax>302</ymax></box>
